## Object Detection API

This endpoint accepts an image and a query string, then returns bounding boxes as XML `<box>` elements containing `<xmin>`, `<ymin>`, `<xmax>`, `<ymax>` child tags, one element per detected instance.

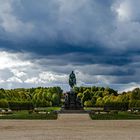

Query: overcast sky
<box><xmin>0</xmin><ymin>0</ymin><xmax>140</xmax><ymax>92</ymax></box>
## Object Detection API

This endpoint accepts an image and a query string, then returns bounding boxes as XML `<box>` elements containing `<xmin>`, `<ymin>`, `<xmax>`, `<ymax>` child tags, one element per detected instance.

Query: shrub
<box><xmin>34</xmin><ymin>99</ymin><xmax>52</xmax><ymax>107</ymax></box>
<box><xmin>104</xmin><ymin>101</ymin><xmax>128</xmax><ymax>111</ymax></box>
<box><xmin>84</xmin><ymin>100</ymin><xmax>92</xmax><ymax>107</ymax></box>
<box><xmin>110</xmin><ymin>110</ymin><xmax>118</xmax><ymax>114</ymax></box>
<box><xmin>52</xmin><ymin>94</ymin><xmax>60</xmax><ymax>106</ymax></box>
<box><xmin>8</xmin><ymin>101</ymin><xmax>33</xmax><ymax>110</ymax></box>
<box><xmin>96</xmin><ymin>97</ymin><xmax>104</xmax><ymax>107</ymax></box>
<box><xmin>77</xmin><ymin>93</ymin><xmax>83</xmax><ymax>99</ymax></box>
<box><xmin>129</xmin><ymin>100</ymin><xmax>140</xmax><ymax>108</ymax></box>
<box><xmin>81</xmin><ymin>89</ymin><xmax>91</xmax><ymax>105</ymax></box>
<box><xmin>0</xmin><ymin>99</ymin><xmax>9</xmax><ymax>108</ymax></box>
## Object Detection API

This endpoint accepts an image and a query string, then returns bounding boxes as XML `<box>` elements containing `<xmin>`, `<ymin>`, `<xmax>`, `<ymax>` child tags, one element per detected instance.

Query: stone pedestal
<box><xmin>64</xmin><ymin>90</ymin><xmax>83</xmax><ymax>110</ymax></box>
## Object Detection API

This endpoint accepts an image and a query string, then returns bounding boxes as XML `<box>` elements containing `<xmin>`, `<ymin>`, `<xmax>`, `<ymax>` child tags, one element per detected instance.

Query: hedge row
<box><xmin>129</xmin><ymin>100</ymin><xmax>140</xmax><ymax>108</ymax></box>
<box><xmin>8</xmin><ymin>101</ymin><xmax>34</xmax><ymax>110</ymax></box>
<box><xmin>104</xmin><ymin>102</ymin><xmax>129</xmax><ymax>111</ymax></box>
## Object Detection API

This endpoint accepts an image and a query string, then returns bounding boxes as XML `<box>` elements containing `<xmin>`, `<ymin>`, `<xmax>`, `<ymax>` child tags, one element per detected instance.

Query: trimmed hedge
<box><xmin>129</xmin><ymin>100</ymin><xmax>140</xmax><ymax>108</ymax></box>
<box><xmin>8</xmin><ymin>101</ymin><xmax>34</xmax><ymax>110</ymax></box>
<box><xmin>104</xmin><ymin>101</ymin><xmax>129</xmax><ymax>111</ymax></box>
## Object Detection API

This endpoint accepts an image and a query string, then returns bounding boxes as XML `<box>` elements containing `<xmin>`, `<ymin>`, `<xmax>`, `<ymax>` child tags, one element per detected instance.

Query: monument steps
<box><xmin>58</xmin><ymin>113</ymin><xmax>91</xmax><ymax>121</ymax></box>
<box><xmin>60</xmin><ymin>109</ymin><xmax>87</xmax><ymax>114</ymax></box>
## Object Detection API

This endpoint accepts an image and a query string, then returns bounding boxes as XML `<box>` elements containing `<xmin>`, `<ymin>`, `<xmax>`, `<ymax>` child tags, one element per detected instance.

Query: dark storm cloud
<box><xmin>0</xmin><ymin>0</ymin><xmax>116</xmax><ymax>50</ymax></box>
<box><xmin>28</xmin><ymin>47</ymin><xmax>132</xmax><ymax>67</ymax></box>
<box><xmin>0</xmin><ymin>0</ymin><xmax>140</xmax><ymax>91</ymax></box>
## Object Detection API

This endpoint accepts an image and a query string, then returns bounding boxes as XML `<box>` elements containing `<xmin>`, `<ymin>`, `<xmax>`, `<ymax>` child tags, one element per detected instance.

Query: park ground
<box><xmin>0</xmin><ymin>114</ymin><xmax>140</xmax><ymax>140</ymax></box>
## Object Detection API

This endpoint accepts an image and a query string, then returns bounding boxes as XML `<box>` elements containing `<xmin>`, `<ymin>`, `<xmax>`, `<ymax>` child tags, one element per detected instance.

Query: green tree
<box><xmin>81</xmin><ymin>89</ymin><xmax>91</xmax><ymax>105</ymax></box>
<box><xmin>131</xmin><ymin>88</ymin><xmax>140</xmax><ymax>100</ymax></box>
<box><xmin>52</xmin><ymin>94</ymin><xmax>60</xmax><ymax>106</ymax></box>
<box><xmin>91</xmin><ymin>96</ymin><xmax>97</xmax><ymax>106</ymax></box>
<box><xmin>0</xmin><ymin>88</ymin><xmax>5</xmax><ymax>99</ymax></box>
<box><xmin>96</xmin><ymin>97</ymin><xmax>104</xmax><ymax>107</ymax></box>
<box><xmin>84</xmin><ymin>100</ymin><xmax>92</xmax><ymax>107</ymax></box>
<box><xmin>0</xmin><ymin>99</ymin><xmax>9</xmax><ymax>108</ymax></box>
<box><xmin>77</xmin><ymin>93</ymin><xmax>83</xmax><ymax>99</ymax></box>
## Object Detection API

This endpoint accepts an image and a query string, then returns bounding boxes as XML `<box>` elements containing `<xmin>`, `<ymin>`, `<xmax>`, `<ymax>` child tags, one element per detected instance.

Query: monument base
<box><xmin>60</xmin><ymin>109</ymin><xmax>86</xmax><ymax>114</ymax></box>
<box><xmin>63</xmin><ymin>90</ymin><xmax>83</xmax><ymax>112</ymax></box>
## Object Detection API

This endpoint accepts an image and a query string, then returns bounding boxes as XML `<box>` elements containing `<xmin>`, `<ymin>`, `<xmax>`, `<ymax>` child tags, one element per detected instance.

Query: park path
<box><xmin>58</xmin><ymin>113</ymin><xmax>91</xmax><ymax>121</ymax></box>
<box><xmin>0</xmin><ymin>114</ymin><xmax>140</xmax><ymax>140</ymax></box>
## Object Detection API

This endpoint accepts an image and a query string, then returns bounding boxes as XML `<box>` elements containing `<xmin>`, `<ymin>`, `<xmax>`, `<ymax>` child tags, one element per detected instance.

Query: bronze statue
<box><xmin>63</xmin><ymin>71</ymin><xmax>83</xmax><ymax>110</ymax></box>
<box><xmin>69</xmin><ymin>71</ymin><xmax>76</xmax><ymax>88</ymax></box>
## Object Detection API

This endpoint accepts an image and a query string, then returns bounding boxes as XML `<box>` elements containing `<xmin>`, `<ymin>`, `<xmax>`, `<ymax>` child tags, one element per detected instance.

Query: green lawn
<box><xmin>84</xmin><ymin>107</ymin><xmax>104</xmax><ymax>111</ymax></box>
<box><xmin>90</xmin><ymin>111</ymin><xmax>140</xmax><ymax>120</ymax></box>
<box><xmin>0</xmin><ymin>110</ymin><xmax>58</xmax><ymax>120</ymax></box>
<box><xmin>35</xmin><ymin>107</ymin><xmax>61</xmax><ymax>112</ymax></box>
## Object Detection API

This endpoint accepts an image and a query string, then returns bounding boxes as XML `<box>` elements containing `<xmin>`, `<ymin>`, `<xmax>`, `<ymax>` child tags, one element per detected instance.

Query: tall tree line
<box><xmin>0</xmin><ymin>87</ymin><xmax>62</xmax><ymax>110</ymax></box>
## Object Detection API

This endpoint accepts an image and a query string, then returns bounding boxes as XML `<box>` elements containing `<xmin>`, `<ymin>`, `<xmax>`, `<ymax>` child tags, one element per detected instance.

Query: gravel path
<box><xmin>0</xmin><ymin>114</ymin><xmax>140</xmax><ymax>140</ymax></box>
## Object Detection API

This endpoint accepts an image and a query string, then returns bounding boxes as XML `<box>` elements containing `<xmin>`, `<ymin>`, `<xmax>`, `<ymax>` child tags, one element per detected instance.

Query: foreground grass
<box><xmin>90</xmin><ymin>112</ymin><xmax>140</xmax><ymax>120</ymax></box>
<box><xmin>0</xmin><ymin>110</ymin><xmax>58</xmax><ymax>120</ymax></box>
<box><xmin>84</xmin><ymin>107</ymin><xmax>104</xmax><ymax>111</ymax></box>
<box><xmin>36</xmin><ymin>107</ymin><xmax>61</xmax><ymax>112</ymax></box>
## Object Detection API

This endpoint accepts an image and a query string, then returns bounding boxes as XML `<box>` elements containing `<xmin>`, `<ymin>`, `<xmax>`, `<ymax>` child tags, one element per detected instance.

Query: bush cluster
<box><xmin>0</xmin><ymin>87</ymin><xmax>62</xmax><ymax>110</ymax></box>
<box><xmin>74</xmin><ymin>86</ymin><xmax>140</xmax><ymax>110</ymax></box>
<box><xmin>8</xmin><ymin>101</ymin><xmax>33</xmax><ymax>110</ymax></box>
<box><xmin>0</xmin><ymin>99</ymin><xmax>9</xmax><ymax>108</ymax></box>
